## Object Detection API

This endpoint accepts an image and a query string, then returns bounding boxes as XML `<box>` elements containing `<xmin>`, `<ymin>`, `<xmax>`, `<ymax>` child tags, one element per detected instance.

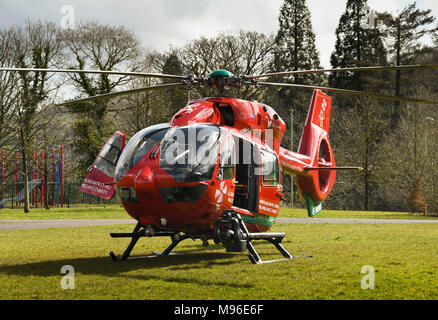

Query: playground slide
<box><xmin>0</xmin><ymin>179</ymin><xmax>42</xmax><ymax>209</ymax></box>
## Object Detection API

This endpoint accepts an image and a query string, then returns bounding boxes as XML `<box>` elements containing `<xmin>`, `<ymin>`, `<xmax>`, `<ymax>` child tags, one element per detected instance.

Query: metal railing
<box><xmin>0</xmin><ymin>182</ymin><xmax>120</xmax><ymax>208</ymax></box>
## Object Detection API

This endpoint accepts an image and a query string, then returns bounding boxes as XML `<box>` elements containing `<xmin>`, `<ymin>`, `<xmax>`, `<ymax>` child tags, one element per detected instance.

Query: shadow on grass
<box><xmin>0</xmin><ymin>250</ymin><xmax>235</xmax><ymax>275</ymax></box>
<box><xmin>0</xmin><ymin>237</ymin><xmax>295</xmax><ymax>291</ymax></box>
<box><xmin>0</xmin><ymin>250</ymin><xmax>256</xmax><ymax>289</ymax></box>
<box><xmin>0</xmin><ymin>246</ymin><xmax>258</xmax><ymax>270</ymax></box>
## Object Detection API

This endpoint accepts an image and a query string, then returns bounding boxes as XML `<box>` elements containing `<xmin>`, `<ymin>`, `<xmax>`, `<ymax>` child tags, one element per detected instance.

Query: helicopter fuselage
<box><xmin>115</xmin><ymin>97</ymin><xmax>288</xmax><ymax>235</ymax></box>
<box><xmin>82</xmin><ymin>91</ymin><xmax>337</xmax><ymax>239</ymax></box>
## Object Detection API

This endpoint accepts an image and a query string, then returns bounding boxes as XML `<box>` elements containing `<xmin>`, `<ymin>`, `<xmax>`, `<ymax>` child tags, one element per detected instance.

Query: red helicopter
<box><xmin>1</xmin><ymin>65</ymin><xmax>437</xmax><ymax>264</ymax></box>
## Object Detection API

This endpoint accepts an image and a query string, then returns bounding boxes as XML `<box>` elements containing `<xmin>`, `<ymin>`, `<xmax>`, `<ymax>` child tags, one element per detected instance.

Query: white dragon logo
<box><xmin>319</xmin><ymin>99</ymin><xmax>327</xmax><ymax>129</ymax></box>
<box><xmin>215</xmin><ymin>181</ymin><xmax>228</xmax><ymax>204</ymax></box>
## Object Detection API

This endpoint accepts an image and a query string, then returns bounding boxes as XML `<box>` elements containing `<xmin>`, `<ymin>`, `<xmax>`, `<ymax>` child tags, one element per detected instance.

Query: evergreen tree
<box><xmin>329</xmin><ymin>0</ymin><xmax>388</xmax><ymax>92</ymax></box>
<box><xmin>273</xmin><ymin>0</ymin><xmax>324</xmax><ymax>85</ymax></box>
<box><xmin>161</xmin><ymin>52</ymin><xmax>188</xmax><ymax>114</ymax></box>
<box><xmin>269</xmin><ymin>0</ymin><xmax>325</xmax><ymax>208</ymax></box>
<box><xmin>327</xmin><ymin>0</ymin><xmax>389</xmax><ymax>211</ymax></box>
<box><xmin>379</xmin><ymin>2</ymin><xmax>438</xmax><ymax>122</ymax></box>
<box><xmin>271</xmin><ymin>0</ymin><xmax>325</xmax><ymax>153</ymax></box>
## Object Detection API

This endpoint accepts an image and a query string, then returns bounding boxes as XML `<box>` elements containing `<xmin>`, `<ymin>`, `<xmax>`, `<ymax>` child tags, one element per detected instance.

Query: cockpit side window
<box><xmin>129</xmin><ymin>129</ymin><xmax>168</xmax><ymax>170</ymax></box>
<box><xmin>114</xmin><ymin>123</ymin><xmax>170</xmax><ymax>182</ymax></box>
<box><xmin>217</xmin><ymin>136</ymin><xmax>235</xmax><ymax>180</ymax></box>
<box><xmin>260</xmin><ymin>149</ymin><xmax>279</xmax><ymax>186</ymax></box>
<box><xmin>94</xmin><ymin>135</ymin><xmax>124</xmax><ymax>178</ymax></box>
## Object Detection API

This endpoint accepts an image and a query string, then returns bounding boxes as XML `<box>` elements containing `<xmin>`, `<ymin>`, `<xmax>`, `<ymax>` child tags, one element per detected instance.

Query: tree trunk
<box><xmin>19</xmin><ymin>125</ymin><xmax>31</xmax><ymax>213</ymax></box>
<box><xmin>394</xmin><ymin>19</ymin><xmax>401</xmax><ymax>124</ymax></box>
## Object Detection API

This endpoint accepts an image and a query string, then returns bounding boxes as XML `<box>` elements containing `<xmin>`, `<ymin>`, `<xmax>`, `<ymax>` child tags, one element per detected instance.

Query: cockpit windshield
<box><xmin>160</xmin><ymin>125</ymin><xmax>220</xmax><ymax>183</ymax></box>
<box><xmin>114</xmin><ymin>123</ymin><xmax>170</xmax><ymax>182</ymax></box>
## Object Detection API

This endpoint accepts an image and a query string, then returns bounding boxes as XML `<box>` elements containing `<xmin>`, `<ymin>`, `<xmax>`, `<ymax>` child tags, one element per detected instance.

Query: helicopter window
<box><xmin>128</xmin><ymin>129</ymin><xmax>168</xmax><ymax>170</ymax></box>
<box><xmin>93</xmin><ymin>135</ymin><xmax>124</xmax><ymax>178</ymax></box>
<box><xmin>218</xmin><ymin>104</ymin><xmax>235</xmax><ymax>127</ymax></box>
<box><xmin>261</xmin><ymin>149</ymin><xmax>278</xmax><ymax>186</ymax></box>
<box><xmin>160</xmin><ymin>125</ymin><xmax>220</xmax><ymax>183</ymax></box>
<box><xmin>114</xmin><ymin>123</ymin><xmax>171</xmax><ymax>182</ymax></box>
<box><xmin>218</xmin><ymin>136</ymin><xmax>235</xmax><ymax>180</ymax></box>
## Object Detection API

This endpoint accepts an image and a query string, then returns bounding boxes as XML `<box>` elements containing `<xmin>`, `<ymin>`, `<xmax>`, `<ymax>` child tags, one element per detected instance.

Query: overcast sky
<box><xmin>1</xmin><ymin>0</ymin><xmax>437</xmax><ymax>68</ymax></box>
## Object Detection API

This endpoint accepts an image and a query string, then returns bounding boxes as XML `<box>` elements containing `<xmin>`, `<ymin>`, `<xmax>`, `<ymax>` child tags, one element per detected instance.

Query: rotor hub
<box><xmin>191</xmin><ymin>69</ymin><xmax>251</xmax><ymax>96</ymax></box>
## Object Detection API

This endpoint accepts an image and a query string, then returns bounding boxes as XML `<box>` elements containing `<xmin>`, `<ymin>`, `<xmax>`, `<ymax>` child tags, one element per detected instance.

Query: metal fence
<box><xmin>0</xmin><ymin>182</ymin><xmax>119</xmax><ymax>208</ymax></box>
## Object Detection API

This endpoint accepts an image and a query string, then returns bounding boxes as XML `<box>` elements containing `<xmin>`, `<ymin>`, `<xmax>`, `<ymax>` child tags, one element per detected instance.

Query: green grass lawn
<box><xmin>1</xmin><ymin>205</ymin><xmax>437</xmax><ymax>220</ymax></box>
<box><xmin>279</xmin><ymin>208</ymin><xmax>438</xmax><ymax>219</ymax></box>
<box><xmin>0</xmin><ymin>222</ymin><xmax>437</xmax><ymax>299</ymax></box>
<box><xmin>0</xmin><ymin>205</ymin><xmax>128</xmax><ymax>220</ymax></box>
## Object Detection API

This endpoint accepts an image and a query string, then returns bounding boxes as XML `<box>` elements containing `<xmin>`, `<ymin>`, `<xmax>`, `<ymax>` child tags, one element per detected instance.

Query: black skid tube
<box><xmin>109</xmin><ymin>222</ymin><xmax>181</xmax><ymax>261</ymax></box>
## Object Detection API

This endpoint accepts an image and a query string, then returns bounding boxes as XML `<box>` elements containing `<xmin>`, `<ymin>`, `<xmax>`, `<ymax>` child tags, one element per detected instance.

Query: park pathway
<box><xmin>1</xmin><ymin>217</ymin><xmax>438</xmax><ymax>230</ymax></box>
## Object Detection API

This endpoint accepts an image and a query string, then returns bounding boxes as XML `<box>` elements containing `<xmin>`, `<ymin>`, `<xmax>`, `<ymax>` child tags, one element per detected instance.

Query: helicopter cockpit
<box><xmin>113</xmin><ymin>123</ymin><xmax>225</xmax><ymax>185</ymax></box>
<box><xmin>114</xmin><ymin>123</ymin><xmax>170</xmax><ymax>182</ymax></box>
<box><xmin>159</xmin><ymin>125</ymin><xmax>220</xmax><ymax>183</ymax></box>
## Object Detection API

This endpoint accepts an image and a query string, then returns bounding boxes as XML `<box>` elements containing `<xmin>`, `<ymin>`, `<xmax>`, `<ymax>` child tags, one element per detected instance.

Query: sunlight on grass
<box><xmin>0</xmin><ymin>222</ymin><xmax>437</xmax><ymax>299</ymax></box>
<box><xmin>278</xmin><ymin>208</ymin><xmax>438</xmax><ymax>219</ymax></box>
<box><xmin>1</xmin><ymin>205</ymin><xmax>437</xmax><ymax>220</ymax></box>
<box><xmin>0</xmin><ymin>205</ymin><xmax>128</xmax><ymax>220</ymax></box>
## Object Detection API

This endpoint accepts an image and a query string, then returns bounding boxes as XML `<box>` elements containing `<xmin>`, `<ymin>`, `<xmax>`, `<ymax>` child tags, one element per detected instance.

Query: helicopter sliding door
<box><xmin>232</xmin><ymin>136</ymin><xmax>259</xmax><ymax>213</ymax></box>
<box><xmin>257</xmin><ymin>149</ymin><xmax>281</xmax><ymax>217</ymax></box>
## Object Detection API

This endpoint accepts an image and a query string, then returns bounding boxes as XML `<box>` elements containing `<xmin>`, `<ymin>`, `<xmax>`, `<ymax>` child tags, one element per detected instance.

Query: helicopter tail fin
<box><xmin>296</xmin><ymin>90</ymin><xmax>336</xmax><ymax>216</ymax></box>
<box><xmin>280</xmin><ymin>90</ymin><xmax>336</xmax><ymax>217</ymax></box>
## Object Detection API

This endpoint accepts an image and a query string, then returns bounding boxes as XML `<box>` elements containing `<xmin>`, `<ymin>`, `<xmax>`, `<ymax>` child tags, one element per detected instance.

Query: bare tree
<box><xmin>9</xmin><ymin>21</ymin><xmax>65</xmax><ymax>213</ymax></box>
<box><xmin>328</xmin><ymin>97</ymin><xmax>389</xmax><ymax>211</ymax></box>
<box><xmin>0</xmin><ymin>28</ymin><xmax>20</xmax><ymax>150</ymax></box>
<box><xmin>177</xmin><ymin>31</ymin><xmax>275</xmax><ymax>100</ymax></box>
<box><xmin>112</xmin><ymin>50</ymin><xmax>172</xmax><ymax>136</ymax></box>
<box><xmin>62</xmin><ymin>21</ymin><xmax>142</xmax><ymax>174</ymax></box>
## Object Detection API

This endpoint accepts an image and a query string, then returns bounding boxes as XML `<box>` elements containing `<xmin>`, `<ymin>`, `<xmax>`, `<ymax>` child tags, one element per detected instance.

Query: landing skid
<box><xmin>109</xmin><ymin>223</ymin><xmax>190</xmax><ymax>261</ymax></box>
<box><xmin>246</xmin><ymin>239</ymin><xmax>292</xmax><ymax>264</ymax></box>
<box><xmin>109</xmin><ymin>211</ymin><xmax>305</xmax><ymax>264</ymax></box>
<box><xmin>213</xmin><ymin>210</ymin><xmax>297</xmax><ymax>264</ymax></box>
<box><xmin>113</xmin><ymin>252</ymin><xmax>184</xmax><ymax>261</ymax></box>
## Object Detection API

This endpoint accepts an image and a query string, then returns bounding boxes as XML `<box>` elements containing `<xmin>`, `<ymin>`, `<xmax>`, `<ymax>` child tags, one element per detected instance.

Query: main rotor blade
<box><xmin>252</xmin><ymin>65</ymin><xmax>438</xmax><ymax>79</ymax></box>
<box><xmin>0</xmin><ymin>67</ymin><xmax>187</xmax><ymax>80</ymax></box>
<box><xmin>258</xmin><ymin>81</ymin><xmax>438</xmax><ymax>105</ymax></box>
<box><xmin>58</xmin><ymin>82</ymin><xmax>185</xmax><ymax>106</ymax></box>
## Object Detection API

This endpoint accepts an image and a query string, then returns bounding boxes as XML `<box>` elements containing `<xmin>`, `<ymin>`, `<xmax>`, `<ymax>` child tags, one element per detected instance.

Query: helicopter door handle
<box><xmin>276</xmin><ymin>191</ymin><xmax>286</xmax><ymax>198</ymax></box>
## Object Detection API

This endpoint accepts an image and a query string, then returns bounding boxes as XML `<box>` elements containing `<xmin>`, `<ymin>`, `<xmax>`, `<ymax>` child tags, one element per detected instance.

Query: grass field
<box><xmin>0</xmin><ymin>217</ymin><xmax>437</xmax><ymax>299</ymax></box>
<box><xmin>0</xmin><ymin>206</ymin><xmax>128</xmax><ymax>220</ymax></box>
<box><xmin>280</xmin><ymin>208</ymin><xmax>438</xmax><ymax>219</ymax></box>
<box><xmin>1</xmin><ymin>205</ymin><xmax>437</xmax><ymax>220</ymax></box>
